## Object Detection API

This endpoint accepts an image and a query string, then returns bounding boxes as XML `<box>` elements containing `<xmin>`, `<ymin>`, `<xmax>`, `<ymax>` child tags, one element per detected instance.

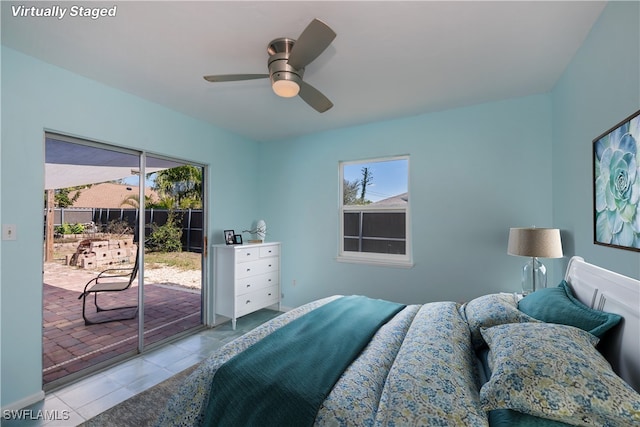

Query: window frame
<box><xmin>338</xmin><ymin>155</ymin><xmax>413</xmax><ymax>267</ymax></box>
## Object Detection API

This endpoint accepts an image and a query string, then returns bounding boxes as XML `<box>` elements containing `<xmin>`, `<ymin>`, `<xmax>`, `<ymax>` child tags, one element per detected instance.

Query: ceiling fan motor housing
<box><xmin>268</xmin><ymin>38</ymin><xmax>304</xmax><ymax>97</ymax></box>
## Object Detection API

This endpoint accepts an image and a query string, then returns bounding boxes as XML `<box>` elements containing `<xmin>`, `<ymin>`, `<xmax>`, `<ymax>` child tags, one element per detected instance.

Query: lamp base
<box><xmin>521</xmin><ymin>257</ymin><xmax>547</xmax><ymax>295</ymax></box>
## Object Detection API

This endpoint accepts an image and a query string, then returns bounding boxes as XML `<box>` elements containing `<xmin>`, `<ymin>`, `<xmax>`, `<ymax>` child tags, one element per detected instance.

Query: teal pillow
<box><xmin>489</xmin><ymin>409</ymin><xmax>574</xmax><ymax>427</ymax></box>
<box><xmin>518</xmin><ymin>280</ymin><xmax>621</xmax><ymax>338</ymax></box>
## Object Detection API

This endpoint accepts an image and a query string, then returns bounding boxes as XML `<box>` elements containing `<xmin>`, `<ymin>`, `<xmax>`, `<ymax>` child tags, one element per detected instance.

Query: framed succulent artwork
<box><xmin>593</xmin><ymin>109</ymin><xmax>640</xmax><ymax>252</ymax></box>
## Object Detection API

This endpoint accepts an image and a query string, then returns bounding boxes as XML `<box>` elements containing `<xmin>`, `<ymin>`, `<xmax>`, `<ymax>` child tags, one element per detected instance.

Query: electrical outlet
<box><xmin>2</xmin><ymin>224</ymin><xmax>17</xmax><ymax>241</ymax></box>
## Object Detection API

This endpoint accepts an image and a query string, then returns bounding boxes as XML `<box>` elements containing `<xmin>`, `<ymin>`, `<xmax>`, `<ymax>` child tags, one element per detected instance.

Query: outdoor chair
<box><xmin>78</xmin><ymin>248</ymin><xmax>140</xmax><ymax>325</ymax></box>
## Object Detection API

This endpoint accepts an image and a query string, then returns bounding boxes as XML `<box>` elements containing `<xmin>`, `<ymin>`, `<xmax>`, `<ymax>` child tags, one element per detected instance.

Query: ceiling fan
<box><xmin>203</xmin><ymin>19</ymin><xmax>336</xmax><ymax>113</ymax></box>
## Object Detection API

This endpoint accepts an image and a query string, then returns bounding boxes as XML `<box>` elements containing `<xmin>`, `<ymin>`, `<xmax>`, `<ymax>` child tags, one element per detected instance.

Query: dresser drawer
<box><xmin>235</xmin><ymin>247</ymin><xmax>259</xmax><ymax>263</ymax></box>
<box><xmin>236</xmin><ymin>271</ymin><xmax>279</xmax><ymax>295</ymax></box>
<box><xmin>235</xmin><ymin>285</ymin><xmax>279</xmax><ymax>317</ymax></box>
<box><xmin>214</xmin><ymin>242</ymin><xmax>281</xmax><ymax>330</ymax></box>
<box><xmin>235</xmin><ymin>257</ymin><xmax>278</xmax><ymax>279</ymax></box>
<box><xmin>259</xmin><ymin>244</ymin><xmax>279</xmax><ymax>258</ymax></box>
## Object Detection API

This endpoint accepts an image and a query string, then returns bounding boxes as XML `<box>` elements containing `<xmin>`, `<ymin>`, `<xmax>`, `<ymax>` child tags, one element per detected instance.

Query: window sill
<box><xmin>336</xmin><ymin>256</ymin><xmax>414</xmax><ymax>269</ymax></box>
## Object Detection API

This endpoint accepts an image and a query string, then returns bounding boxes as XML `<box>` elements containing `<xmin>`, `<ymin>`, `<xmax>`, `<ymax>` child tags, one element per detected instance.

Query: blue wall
<box><xmin>258</xmin><ymin>94</ymin><xmax>556</xmax><ymax>308</ymax></box>
<box><xmin>552</xmin><ymin>1</ymin><xmax>640</xmax><ymax>278</ymax></box>
<box><xmin>2</xmin><ymin>0</ymin><xmax>639</xmax><ymax>412</ymax></box>
<box><xmin>1</xmin><ymin>47</ymin><xmax>259</xmax><ymax>408</ymax></box>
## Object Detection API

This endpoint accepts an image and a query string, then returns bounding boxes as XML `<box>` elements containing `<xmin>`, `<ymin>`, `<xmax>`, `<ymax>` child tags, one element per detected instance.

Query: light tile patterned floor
<box><xmin>3</xmin><ymin>309</ymin><xmax>281</xmax><ymax>426</ymax></box>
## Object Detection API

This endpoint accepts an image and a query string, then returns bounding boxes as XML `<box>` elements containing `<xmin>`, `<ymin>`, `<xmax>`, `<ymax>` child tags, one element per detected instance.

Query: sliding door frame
<box><xmin>43</xmin><ymin>132</ymin><xmax>207</xmax><ymax>381</ymax></box>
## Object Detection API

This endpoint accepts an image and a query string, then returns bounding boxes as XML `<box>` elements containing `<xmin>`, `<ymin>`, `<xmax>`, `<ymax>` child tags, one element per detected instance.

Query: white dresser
<box><xmin>213</xmin><ymin>242</ymin><xmax>281</xmax><ymax>329</ymax></box>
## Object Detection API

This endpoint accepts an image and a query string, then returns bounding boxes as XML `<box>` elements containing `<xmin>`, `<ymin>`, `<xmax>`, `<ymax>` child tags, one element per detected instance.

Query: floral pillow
<box><xmin>480</xmin><ymin>322</ymin><xmax>640</xmax><ymax>426</ymax></box>
<box><xmin>463</xmin><ymin>293</ymin><xmax>539</xmax><ymax>349</ymax></box>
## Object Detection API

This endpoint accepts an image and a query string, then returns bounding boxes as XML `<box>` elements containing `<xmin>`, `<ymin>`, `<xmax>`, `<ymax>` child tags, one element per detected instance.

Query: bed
<box><xmin>156</xmin><ymin>257</ymin><xmax>640</xmax><ymax>426</ymax></box>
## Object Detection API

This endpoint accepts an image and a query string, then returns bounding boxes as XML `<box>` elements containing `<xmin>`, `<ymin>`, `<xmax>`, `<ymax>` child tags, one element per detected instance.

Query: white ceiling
<box><xmin>1</xmin><ymin>1</ymin><xmax>606</xmax><ymax>142</ymax></box>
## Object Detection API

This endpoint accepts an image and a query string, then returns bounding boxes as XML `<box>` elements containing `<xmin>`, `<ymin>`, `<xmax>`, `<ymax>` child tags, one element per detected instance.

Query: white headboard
<box><xmin>564</xmin><ymin>256</ymin><xmax>640</xmax><ymax>392</ymax></box>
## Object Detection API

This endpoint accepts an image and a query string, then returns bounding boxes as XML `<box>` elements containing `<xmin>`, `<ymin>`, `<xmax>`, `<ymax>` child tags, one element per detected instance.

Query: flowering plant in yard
<box><xmin>594</xmin><ymin>113</ymin><xmax>640</xmax><ymax>248</ymax></box>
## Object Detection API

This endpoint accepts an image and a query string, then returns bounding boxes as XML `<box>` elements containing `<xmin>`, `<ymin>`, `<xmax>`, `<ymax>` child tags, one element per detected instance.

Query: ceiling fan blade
<box><xmin>203</xmin><ymin>74</ymin><xmax>269</xmax><ymax>82</ymax></box>
<box><xmin>287</xmin><ymin>19</ymin><xmax>336</xmax><ymax>70</ymax></box>
<box><xmin>298</xmin><ymin>80</ymin><xmax>333</xmax><ymax>113</ymax></box>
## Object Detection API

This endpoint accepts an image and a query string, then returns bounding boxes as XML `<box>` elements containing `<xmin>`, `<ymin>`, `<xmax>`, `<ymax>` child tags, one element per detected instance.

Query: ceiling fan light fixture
<box><xmin>272</xmin><ymin>75</ymin><xmax>300</xmax><ymax>98</ymax></box>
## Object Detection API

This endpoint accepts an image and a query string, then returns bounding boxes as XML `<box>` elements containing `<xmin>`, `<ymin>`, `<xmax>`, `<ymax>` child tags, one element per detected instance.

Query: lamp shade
<box><xmin>508</xmin><ymin>228</ymin><xmax>563</xmax><ymax>258</ymax></box>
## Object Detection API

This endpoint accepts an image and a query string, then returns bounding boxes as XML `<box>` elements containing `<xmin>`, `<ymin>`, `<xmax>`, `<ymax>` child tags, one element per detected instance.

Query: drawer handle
<box><xmin>246</xmin><ymin>268</ymin><xmax>251</xmax><ymax>272</ymax></box>
<box><xmin>268</xmin><ymin>293</ymin><xmax>272</xmax><ymax>296</ymax></box>
<box><xmin>246</xmin><ymin>253</ymin><xmax>251</xmax><ymax>256</ymax></box>
<box><xmin>268</xmin><ymin>279</ymin><xmax>272</xmax><ymax>282</ymax></box>
<box><xmin>268</xmin><ymin>264</ymin><xmax>272</xmax><ymax>268</ymax></box>
<box><xmin>246</xmin><ymin>284</ymin><xmax>251</xmax><ymax>288</ymax></box>
<box><xmin>246</xmin><ymin>300</ymin><xmax>251</xmax><ymax>304</ymax></box>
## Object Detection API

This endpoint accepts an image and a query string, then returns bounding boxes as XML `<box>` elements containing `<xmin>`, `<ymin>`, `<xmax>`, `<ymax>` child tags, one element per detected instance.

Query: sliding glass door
<box><xmin>43</xmin><ymin>134</ymin><xmax>205</xmax><ymax>388</ymax></box>
<box><xmin>142</xmin><ymin>155</ymin><xmax>204</xmax><ymax>349</ymax></box>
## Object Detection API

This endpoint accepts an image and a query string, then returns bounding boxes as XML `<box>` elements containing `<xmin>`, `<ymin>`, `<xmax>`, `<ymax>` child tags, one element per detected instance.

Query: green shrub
<box><xmin>55</xmin><ymin>223</ymin><xmax>71</xmax><ymax>235</ymax></box>
<box><xmin>146</xmin><ymin>212</ymin><xmax>183</xmax><ymax>252</ymax></box>
<box><xmin>54</xmin><ymin>223</ymin><xmax>84</xmax><ymax>235</ymax></box>
<box><xmin>69</xmin><ymin>223</ymin><xmax>85</xmax><ymax>234</ymax></box>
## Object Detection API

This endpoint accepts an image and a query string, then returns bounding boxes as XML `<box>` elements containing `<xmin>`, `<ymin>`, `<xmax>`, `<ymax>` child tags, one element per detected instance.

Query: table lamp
<box><xmin>508</xmin><ymin>227</ymin><xmax>563</xmax><ymax>294</ymax></box>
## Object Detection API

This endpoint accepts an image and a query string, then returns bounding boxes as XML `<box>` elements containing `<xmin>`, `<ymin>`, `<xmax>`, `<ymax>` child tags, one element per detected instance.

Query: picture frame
<box><xmin>233</xmin><ymin>234</ymin><xmax>243</xmax><ymax>245</ymax></box>
<box><xmin>593</xmin><ymin>109</ymin><xmax>640</xmax><ymax>252</ymax></box>
<box><xmin>224</xmin><ymin>229</ymin><xmax>235</xmax><ymax>245</ymax></box>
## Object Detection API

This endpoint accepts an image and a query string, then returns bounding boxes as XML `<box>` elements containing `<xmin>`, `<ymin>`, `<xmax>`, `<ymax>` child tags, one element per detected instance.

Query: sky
<box><xmin>121</xmin><ymin>173</ymin><xmax>156</xmax><ymax>187</ymax></box>
<box><xmin>119</xmin><ymin>159</ymin><xmax>408</xmax><ymax>202</ymax></box>
<box><xmin>343</xmin><ymin>158</ymin><xmax>408</xmax><ymax>202</ymax></box>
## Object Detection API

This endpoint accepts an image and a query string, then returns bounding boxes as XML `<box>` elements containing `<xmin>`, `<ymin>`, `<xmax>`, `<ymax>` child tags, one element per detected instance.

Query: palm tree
<box><xmin>153</xmin><ymin>165</ymin><xmax>202</xmax><ymax>209</ymax></box>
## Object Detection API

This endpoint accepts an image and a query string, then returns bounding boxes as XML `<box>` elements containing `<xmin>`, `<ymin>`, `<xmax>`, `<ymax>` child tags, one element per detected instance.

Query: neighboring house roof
<box><xmin>69</xmin><ymin>182</ymin><xmax>158</xmax><ymax>208</ymax></box>
<box><xmin>371</xmin><ymin>193</ymin><xmax>408</xmax><ymax>206</ymax></box>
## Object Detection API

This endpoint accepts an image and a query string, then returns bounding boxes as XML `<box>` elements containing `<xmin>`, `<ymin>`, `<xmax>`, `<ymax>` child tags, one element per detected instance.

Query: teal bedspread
<box><xmin>202</xmin><ymin>295</ymin><xmax>405</xmax><ymax>427</ymax></box>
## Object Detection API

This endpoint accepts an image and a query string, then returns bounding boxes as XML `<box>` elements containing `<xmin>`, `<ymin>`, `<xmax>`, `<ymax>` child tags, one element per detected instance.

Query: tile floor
<box><xmin>3</xmin><ymin>309</ymin><xmax>281</xmax><ymax>426</ymax></box>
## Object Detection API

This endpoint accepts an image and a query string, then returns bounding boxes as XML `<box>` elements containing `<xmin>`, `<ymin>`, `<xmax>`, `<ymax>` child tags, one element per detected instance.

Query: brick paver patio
<box><xmin>43</xmin><ymin>262</ymin><xmax>201</xmax><ymax>386</ymax></box>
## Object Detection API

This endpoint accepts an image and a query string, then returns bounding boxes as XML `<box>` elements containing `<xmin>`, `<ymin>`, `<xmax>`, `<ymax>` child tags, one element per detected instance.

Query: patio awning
<box><xmin>45</xmin><ymin>136</ymin><xmax>183</xmax><ymax>189</ymax></box>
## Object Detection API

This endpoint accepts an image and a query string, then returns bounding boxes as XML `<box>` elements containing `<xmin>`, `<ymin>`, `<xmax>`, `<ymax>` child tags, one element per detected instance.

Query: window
<box><xmin>339</xmin><ymin>156</ymin><xmax>411</xmax><ymax>266</ymax></box>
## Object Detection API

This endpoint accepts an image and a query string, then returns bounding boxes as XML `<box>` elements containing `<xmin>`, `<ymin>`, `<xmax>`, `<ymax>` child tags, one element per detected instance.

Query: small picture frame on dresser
<box><xmin>233</xmin><ymin>234</ymin><xmax>243</xmax><ymax>245</ymax></box>
<box><xmin>224</xmin><ymin>230</ymin><xmax>235</xmax><ymax>245</ymax></box>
